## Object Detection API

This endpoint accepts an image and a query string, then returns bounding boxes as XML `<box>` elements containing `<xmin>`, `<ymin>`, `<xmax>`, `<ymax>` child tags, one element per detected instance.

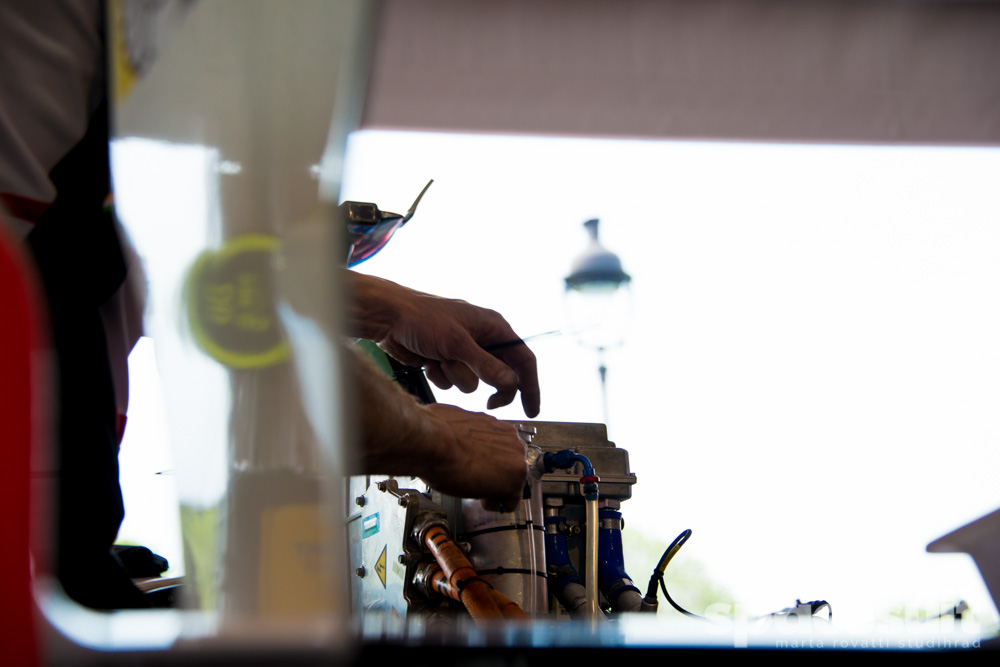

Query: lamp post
<box><xmin>564</xmin><ymin>218</ymin><xmax>631</xmax><ymax>425</ymax></box>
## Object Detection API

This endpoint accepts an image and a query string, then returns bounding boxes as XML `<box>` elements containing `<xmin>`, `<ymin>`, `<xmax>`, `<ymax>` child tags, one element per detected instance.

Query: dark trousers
<box><xmin>25</xmin><ymin>96</ymin><xmax>148</xmax><ymax>610</ymax></box>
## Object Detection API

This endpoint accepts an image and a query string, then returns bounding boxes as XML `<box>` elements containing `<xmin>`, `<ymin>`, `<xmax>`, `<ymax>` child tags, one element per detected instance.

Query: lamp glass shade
<box><xmin>563</xmin><ymin>283</ymin><xmax>632</xmax><ymax>351</ymax></box>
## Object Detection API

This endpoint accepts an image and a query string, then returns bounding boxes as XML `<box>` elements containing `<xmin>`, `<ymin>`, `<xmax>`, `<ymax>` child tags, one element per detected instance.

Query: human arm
<box><xmin>345</xmin><ymin>271</ymin><xmax>540</xmax><ymax>418</ymax></box>
<box><xmin>345</xmin><ymin>344</ymin><xmax>527</xmax><ymax>511</ymax></box>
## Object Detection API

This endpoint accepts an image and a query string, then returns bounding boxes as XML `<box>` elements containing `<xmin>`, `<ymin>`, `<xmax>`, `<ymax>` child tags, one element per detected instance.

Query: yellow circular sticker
<box><xmin>185</xmin><ymin>234</ymin><xmax>290</xmax><ymax>369</ymax></box>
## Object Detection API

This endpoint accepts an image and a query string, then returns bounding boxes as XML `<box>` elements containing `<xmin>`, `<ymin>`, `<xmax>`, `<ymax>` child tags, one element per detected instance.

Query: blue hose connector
<box><xmin>597</xmin><ymin>509</ymin><xmax>640</xmax><ymax>609</ymax></box>
<box><xmin>544</xmin><ymin>516</ymin><xmax>583</xmax><ymax>593</ymax></box>
<box><xmin>542</xmin><ymin>450</ymin><xmax>600</xmax><ymax>501</ymax></box>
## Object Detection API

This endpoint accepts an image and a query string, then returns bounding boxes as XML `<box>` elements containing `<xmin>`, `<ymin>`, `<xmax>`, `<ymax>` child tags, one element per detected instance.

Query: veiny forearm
<box><xmin>345</xmin><ymin>343</ymin><xmax>453</xmax><ymax>478</ymax></box>
<box><xmin>344</xmin><ymin>343</ymin><xmax>526</xmax><ymax>507</ymax></box>
<box><xmin>343</xmin><ymin>271</ymin><xmax>410</xmax><ymax>342</ymax></box>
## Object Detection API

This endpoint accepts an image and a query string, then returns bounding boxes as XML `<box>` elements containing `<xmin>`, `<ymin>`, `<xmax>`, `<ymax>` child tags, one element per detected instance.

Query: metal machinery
<box><xmin>346</xmin><ymin>421</ymin><xmax>642</xmax><ymax>625</ymax></box>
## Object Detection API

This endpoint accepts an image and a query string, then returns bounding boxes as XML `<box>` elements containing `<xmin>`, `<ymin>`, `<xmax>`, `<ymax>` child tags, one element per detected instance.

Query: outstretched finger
<box><xmin>450</xmin><ymin>336</ymin><xmax>520</xmax><ymax>407</ymax></box>
<box><xmin>495</xmin><ymin>346</ymin><xmax>540</xmax><ymax>418</ymax></box>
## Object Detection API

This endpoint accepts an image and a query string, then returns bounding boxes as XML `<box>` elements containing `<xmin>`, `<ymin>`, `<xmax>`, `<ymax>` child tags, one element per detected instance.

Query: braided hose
<box><xmin>427</xmin><ymin>566</ymin><xmax>528</xmax><ymax>620</ymax></box>
<box><xmin>423</xmin><ymin>524</ymin><xmax>509</xmax><ymax>624</ymax></box>
<box><xmin>490</xmin><ymin>589</ymin><xmax>529</xmax><ymax>619</ymax></box>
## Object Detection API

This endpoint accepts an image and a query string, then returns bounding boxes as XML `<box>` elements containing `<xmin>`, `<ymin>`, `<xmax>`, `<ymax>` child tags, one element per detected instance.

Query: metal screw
<box><xmin>376</xmin><ymin>481</ymin><xmax>387</xmax><ymax>492</ymax></box>
<box><xmin>398</xmin><ymin>494</ymin><xmax>409</xmax><ymax>507</ymax></box>
<box><xmin>355</xmin><ymin>567</ymin><xmax>366</xmax><ymax>578</ymax></box>
<box><xmin>397</xmin><ymin>554</ymin><xmax>408</xmax><ymax>565</ymax></box>
<box><xmin>355</xmin><ymin>495</ymin><xmax>366</xmax><ymax>507</ymax></box>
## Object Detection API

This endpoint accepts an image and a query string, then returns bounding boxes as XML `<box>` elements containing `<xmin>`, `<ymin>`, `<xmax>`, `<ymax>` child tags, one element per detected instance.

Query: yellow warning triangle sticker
<box><xmin>375</xmin><ymin>546</ymin><xmax>387</xmax><ymax>588</ymax></box>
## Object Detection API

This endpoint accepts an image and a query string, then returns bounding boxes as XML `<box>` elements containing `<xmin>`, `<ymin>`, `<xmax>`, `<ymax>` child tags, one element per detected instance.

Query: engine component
<box><xmin>461</xmin><ymin>445</ymin><xmax>547</xmax><ymax>616</ymax></box>
<box><xmin>597</xmin><ymin>509</ymin><xmax>643</xmax><ymax>612</ymax></box>
<box><xmin>346</xmin><ymin>421</ymin><xmax>638</xmax><ymax>625</ymax></box>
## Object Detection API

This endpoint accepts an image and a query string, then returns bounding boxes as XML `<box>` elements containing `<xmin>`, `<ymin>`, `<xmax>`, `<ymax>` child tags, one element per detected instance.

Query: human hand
<box><xmin>351</xmin><ymin>345</ymin><xmax>526</xmax><ymax>510</ymax></box>
<box><xmin>417</xmin><ymin>404</ymin><xmax>527</xmax><ymax>511</ymax></box>
<box><xmin>348</xmin><ymin>273</ymin><xmax>540</xmax><ymax>417</ymax></box>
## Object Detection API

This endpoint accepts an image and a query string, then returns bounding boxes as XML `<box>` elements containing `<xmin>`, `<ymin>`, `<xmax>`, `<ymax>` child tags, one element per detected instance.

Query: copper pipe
<box><xmin>423</xmin><ymin>525</ymin><xmax>510</xmax><ymax>624</ymax></box>
<box><xmin>490</xmin><ymin>589</ymin><xmax>529</xmax><ymax>620</ymax></box>
<box><xmin>427</xmin><ymin>566</ymin><xmax>527</xmax><ymax>620</ymax></box>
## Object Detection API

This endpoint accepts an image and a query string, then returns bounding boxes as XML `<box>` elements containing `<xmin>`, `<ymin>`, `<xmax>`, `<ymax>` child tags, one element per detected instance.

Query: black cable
<box><xmin>645</xmin><ymin>529</ymin><xmax>709</xmax><ymax>621</ymax></box>
<box><xmin>657</xmin><ymin>529</ymin><xmax>692</xmax><ymax>571</ymax></box>
<box><xmin>644</xmin><ymin>529</ymin><xmax>690</xmax><ymax>601</ymax></box>
<box><xmin>658</xmin><ymin>575</ymin><xmax>706</xmax><ymax>620</ymax></box>
<box><xmin>648</xmin><ymin>530</ymin><xmax>834</xmax><ymax>624</ymax></box>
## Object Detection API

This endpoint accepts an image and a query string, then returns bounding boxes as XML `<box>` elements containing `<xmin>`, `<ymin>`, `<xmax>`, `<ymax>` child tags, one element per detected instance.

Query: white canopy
<box><xmin>363</xmin><ymin>0</ymin><xmax>1000</xmax><ymax>145</ymax></box>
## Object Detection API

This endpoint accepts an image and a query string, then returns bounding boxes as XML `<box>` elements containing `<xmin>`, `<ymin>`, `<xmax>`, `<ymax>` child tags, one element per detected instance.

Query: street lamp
<box><xmin>564</xmin><ymin>218</ymin><xmax>631</xmax><ymax>424</ymax></box>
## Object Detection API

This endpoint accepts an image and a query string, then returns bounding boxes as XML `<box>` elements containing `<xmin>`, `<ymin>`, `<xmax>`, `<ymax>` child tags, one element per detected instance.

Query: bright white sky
<box><xmin>116</xmin><ymin>130</ymin><xmax>1000</xmax><ymax>634</ymax></box>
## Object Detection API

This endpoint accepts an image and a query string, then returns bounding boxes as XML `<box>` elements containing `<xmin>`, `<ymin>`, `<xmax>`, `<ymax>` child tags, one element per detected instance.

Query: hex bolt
<box><xmin>355</xmin><ymin>567</ymin><xmax>366</xmax><ymax>578</ymax></box>
<box><xmin>398</xmin><ymin>494</ymin><xmax>409</xmax><ymax>507</ymax></box>
<box><xmin>355</xmin><ymin>495</ymin><xmax>366</xmax><ymax>507</ymax></box>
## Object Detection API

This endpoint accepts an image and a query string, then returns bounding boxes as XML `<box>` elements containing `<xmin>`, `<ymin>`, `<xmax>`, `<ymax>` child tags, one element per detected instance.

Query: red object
<box><xmin>0</xmin><ymin>192</ymin><xmax>49</xmax><ymax>225</ymax></box>
<box><xmin>0</xmin><ymin>213</ymin><xmax>44</xmax><ymax>666</ymax></box>
<box><xmin>116</xmin><ymin>411</ymin><xmax>128</xmax><ymax>447</ymax></box>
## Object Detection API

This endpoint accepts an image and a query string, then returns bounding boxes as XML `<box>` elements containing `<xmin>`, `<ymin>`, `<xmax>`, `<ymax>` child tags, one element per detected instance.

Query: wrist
<box><xmin>403</xmin><ymin>404</ymin><xmax>460</xmax><ymax>477</ymax></box>
<box><xmin>345</xmin><ymin>271</ymin><xmax>404</xmax><ymax>341</ymax></box>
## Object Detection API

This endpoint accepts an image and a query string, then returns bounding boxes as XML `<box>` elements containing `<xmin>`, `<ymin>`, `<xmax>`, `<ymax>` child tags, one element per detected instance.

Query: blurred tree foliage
<box><xmin>621</xmin><ymin>526</ymin><xmax>734</xmax><ymax>618</ymax></box>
